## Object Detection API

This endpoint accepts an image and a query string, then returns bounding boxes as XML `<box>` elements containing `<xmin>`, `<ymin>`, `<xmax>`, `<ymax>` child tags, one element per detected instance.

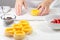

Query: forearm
<box><xmin>43</xmin><ymin>0</ymin><xmax>54</xmax><ymax>6</ymax></box>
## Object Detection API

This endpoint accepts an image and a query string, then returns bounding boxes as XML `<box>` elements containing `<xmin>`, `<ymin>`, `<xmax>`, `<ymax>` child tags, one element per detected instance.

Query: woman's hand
<box><xmin>37</xmin><ymin>0</ymin><xmax>54</xmax><ymax>16</ymax></box>
<box><xmin>37</xmin><ymin>1</ymin><xmax>50</xmax><ymax>16</ymax></box>
<box><xmin>15</xmin><ymin>0</ymin><xmax>27</xmax><ymax>16</ymax></box>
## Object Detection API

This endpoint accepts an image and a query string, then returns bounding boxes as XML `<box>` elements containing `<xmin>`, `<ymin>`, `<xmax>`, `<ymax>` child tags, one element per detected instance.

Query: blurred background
<box><xmin>0</xmin><ymin>0</ymin><xmax>15</xmax><ymax>8</ymax></box>
<box><xmin>0</xmin><ymin>0</ymin><xmax>59</xmax><ymax>8</ymax></box>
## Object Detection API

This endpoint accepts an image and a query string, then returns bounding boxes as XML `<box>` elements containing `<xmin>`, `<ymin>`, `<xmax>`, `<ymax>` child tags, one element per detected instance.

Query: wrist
<box><xmin>43</xmin><ymin>0</ymin><xmax>53</xmax><ymax>6</ymax></box>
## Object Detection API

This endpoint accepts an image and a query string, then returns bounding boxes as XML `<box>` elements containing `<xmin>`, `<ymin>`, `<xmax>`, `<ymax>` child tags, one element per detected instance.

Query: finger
<box><xmin>15</xmin><ymin>4</ymin><xmax>20</xmax><ymax>16</ymax></box>
<box><xmin>18</xmin><ymin>3</ymin><xmax>23</xmax><ymax>15</ymax></box>
<box><xmin>18</xmin><ymin>4</ymin><xmax>22</xmax><ymax>16</ymax></box>
<box><xmin>15</xmin><ymin>3</ymin><xmax>22</xmax><ymax>16</ymax></box>
<box><xmin>15</xmin><ymin>3</ymin><xmax>19</xmax><ymax>15</ymax></box>
<box><xmin>40</xmin><ymin>7</ymin><xmax>49</xmax><ymax>16</ymax></box>
<box><xmin>42</xmin><ymin>8</ymin><xmax>49</xmax><ymax>16</ymax></box>
<box><xmin>38</xmin><ymin>6</ymin><xmax>45</xmax><ymax>16</ymax></box>
<box><xmin>37</xmin><ymin>4</ymin><xmax>41</xmax><ymax>9</ymax></box>
<box><xmin>23</xmin><ymin>1</ymin><xmax>27</xmax><ymax>9</ymax></box>
<box><xmin>17</xmin><ymin>2</ymin><xmax>23</xmax><ymax>16</ymax></box>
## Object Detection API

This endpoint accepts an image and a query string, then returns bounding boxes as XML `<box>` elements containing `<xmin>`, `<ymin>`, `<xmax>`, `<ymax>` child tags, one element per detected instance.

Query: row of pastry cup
<box><xmin>5</xmin><ymin>26</ymin><xmax>32</xmax><ymax>40</ymax></box>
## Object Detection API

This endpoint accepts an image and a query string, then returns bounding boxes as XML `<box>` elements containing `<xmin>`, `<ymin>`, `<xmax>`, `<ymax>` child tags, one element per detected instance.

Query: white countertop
<box><xmin>8</xmin><ymin>8</ymin><xmax>60</xmax><ymax>21</ymax></box>
<box><xmin>0</xmin><ymin>8</ymin><xmax>60</xmax><ymax>40</ymax></box>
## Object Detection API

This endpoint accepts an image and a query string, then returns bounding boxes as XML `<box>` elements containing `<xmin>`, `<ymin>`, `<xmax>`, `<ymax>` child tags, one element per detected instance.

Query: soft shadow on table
<box><xmin>37</xmin><ymin>21</ymin><xmax>60</xmax><ymax>33</ymax></box>
<box><xmin>53</xmin><ymin>29</ymin><xmax>60</xmax><ymax>32</ymax></box>
<box><xmin>39</xmin><ymin>27</ymin><xmax>60</xmax><ymax>33</ymax></box>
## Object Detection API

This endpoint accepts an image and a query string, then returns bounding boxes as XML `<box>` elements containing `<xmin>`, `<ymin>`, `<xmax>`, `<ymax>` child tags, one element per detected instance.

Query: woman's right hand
<box><xmin>37</xmin><ymin>2</ymin><xmax>50</xmax><ymax>16</ymax></box>
<box><xmin>15</xmin><ymin>0</ymin><xmax>27</xmax><ymax>16</ymax></box>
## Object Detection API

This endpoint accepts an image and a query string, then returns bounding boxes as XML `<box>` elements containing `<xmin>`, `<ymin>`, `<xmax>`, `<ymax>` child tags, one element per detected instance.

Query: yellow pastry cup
<box><xmin>19</xmin><ymin>20</ymin><xmax>29</xmax><ymax>23</ymax></box>
<box><xmin>5</xmin><ymin>27</ymin><xmax>14</xmax><ymax>37</ymax></box>
<box><xmin>22</xmin><ymin>26</ymin><xmax>32</xmax><ymax>35</ymax></box>
<box><xmin>21</xmin><ymin>22</ymin><xmax>29</xmax><ymax>26</ymax></box>
<box><xmin>31</xmin><ymin>9</ymin><xmax>40</xmax><ymax>16</ymax></box>
<box><xmin>19</xmin><ymin>20</ymin><xmax>28</xmax><ymax>23</ymax></box>
<box><xmin>13</xmin><ymin>25</ymin><xmax>23</xmax><ymax>31</ymax></box>
<box><xmin>14</xmin><ymin>31</ymin><xmax>26</xmax><ymax>40</ymax></box>
<box><xmin>12</xmin><ymin>24</ymin><xmax>19</xmax><ymax>27</ymax></box>
<box><xmin>14</xmin><ymin>27</ymin><xmax>22</xmax><ymax>31</ymax></box>
<box><xmin>18</xmin><ymin>20</ymin><xmax>29</xmax><ymax>27</ymax></box>
<box><xmin>12</xmin><ymin>23</ymin><xmax>22</xmax><ymax>28</ymax></box>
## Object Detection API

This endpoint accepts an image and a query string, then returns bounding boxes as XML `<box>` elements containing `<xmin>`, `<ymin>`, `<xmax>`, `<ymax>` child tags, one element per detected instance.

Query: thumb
<box><xmin>23</xmin><ymin>1</ymin><xmax>27</xmax><ymax>9</ymax></box>
<box><xmin>37</xmin><ymin>4</ymin><xmax>41</xmax><ymax>9</ymax></box>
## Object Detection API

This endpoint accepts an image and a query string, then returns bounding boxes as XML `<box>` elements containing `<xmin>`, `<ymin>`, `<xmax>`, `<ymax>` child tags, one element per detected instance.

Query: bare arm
<box><xmin>43</xmin><ymin>0</ymin><xmax>54</xmax><ymax>6</ymax></box>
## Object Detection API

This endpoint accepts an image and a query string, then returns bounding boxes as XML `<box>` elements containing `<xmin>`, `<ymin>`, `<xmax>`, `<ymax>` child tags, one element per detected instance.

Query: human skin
<box><xmin>37</xmin><ymin>0</ymin><xmax>54</xmax><ymax>16</ymax></box>
<box><xmin>15</xmin><ymin>0</ymin><xmax>54</xmax><ymax>16</ymax></box>
<box><xmin>15</xmin><ymin>0</ymin><xmax>27</xmax><ymax>16</ymax></box>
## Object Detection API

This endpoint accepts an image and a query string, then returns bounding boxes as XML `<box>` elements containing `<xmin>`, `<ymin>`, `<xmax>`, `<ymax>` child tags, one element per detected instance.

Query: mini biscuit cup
<box><xmin>14</xmin><ymin>31</ymin><xmax>26</xmax><ymax>40</ymax></box>
<box><xmin>21</xmin><ymin>22</ymin><xmax>29</xmax><ymax>26</ymax></box>
<box><xmin>5</xmin><ymin>27</ymin><xmax>14</xmax><ymax>37</ymax></box>
<box><xmin>19</xmin><ymin>20</ymin><xmax>28</xmax><ymax>23</ymax></box>
<box><xmin>22</xmin><ymin>26</ymin><xmax>32</xmax><ymax>35</ymax></box>
<box><xmin>13</xmin><ymin>25</ymin><xmax>23</xmax><ymax>31</ymax></box>
<box><xmin>12</xmin><ymin>24</ymin><xmax>20</xmax><ymax>27</ymax></box>
<box><xmin>20</xmin><ymin>20</ymin><xmax>29</xmax><ymax>23</ymax></box>
<box><xmin>13</xmin><ymin>23</ymin><xmax>22</xmax><ymax>28</ymax></box>
<box><xmin>14</xmin><ymin>27</ymin><xmax>22</xmax><ymax>31</ymax></box>
<box><xmin>18</xmin><ymin>20</ymin><xmax>29</xmax><ymax>26</ymax></box>
<box><xmin>31</xmin><ymin>9</ymin><xmax>40</xmax><ymax>16</ymax></box>
<box><xmin>22</xmin><ymin>25</ymin><xmax>30</xmax><ymax>28</ymax></box>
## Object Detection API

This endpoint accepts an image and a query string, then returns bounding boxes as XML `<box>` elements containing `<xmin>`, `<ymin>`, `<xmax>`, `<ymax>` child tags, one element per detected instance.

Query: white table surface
<box><xmin>0</xmin><ymin>8</ymin><xmax>60</xmax><ymax>40</ymax></box>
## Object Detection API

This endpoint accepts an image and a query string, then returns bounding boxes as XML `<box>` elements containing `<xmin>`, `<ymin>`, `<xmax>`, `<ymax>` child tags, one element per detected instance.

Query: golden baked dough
<box><xmin>5</xmin><ymin>20</ymin><xmax>33</xmax><ymax>40</ymax></box>
<box><xmin>12</xmin><ymin>24</ymin><xmax>19</xmax><ymax>27</ymax></box>
<box><xmin>5</xmin><ymin>27</ymin><xmax>14</xmax><ymax>37</ymax></box>
<box><xmin>18</xmin><ymin>20</ymin><xmax>29</xmax><ymax>26</ymax></box>
<box><xmin>22</xmin><ymin>26</ymin><xmax>32</xmax><ymax>35</ymax></box>
<box><xmin>14</xmin><ymin>31</ymin><xmax>25</xmax><ymax>40</ymax></box>
<box><xmin>31</xmin><ymin>9</ymin><xmax>40</xmax><ymax>16</ymax></box>
<box><xmin>12</xmin><ymin>24</ymin><xmax>23</xmax><ymax>30</ymax></box>
<box><xmin>19</xmin><ymin>20</ymin><xmax>28</xmax><ymax>23</ymax></box>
